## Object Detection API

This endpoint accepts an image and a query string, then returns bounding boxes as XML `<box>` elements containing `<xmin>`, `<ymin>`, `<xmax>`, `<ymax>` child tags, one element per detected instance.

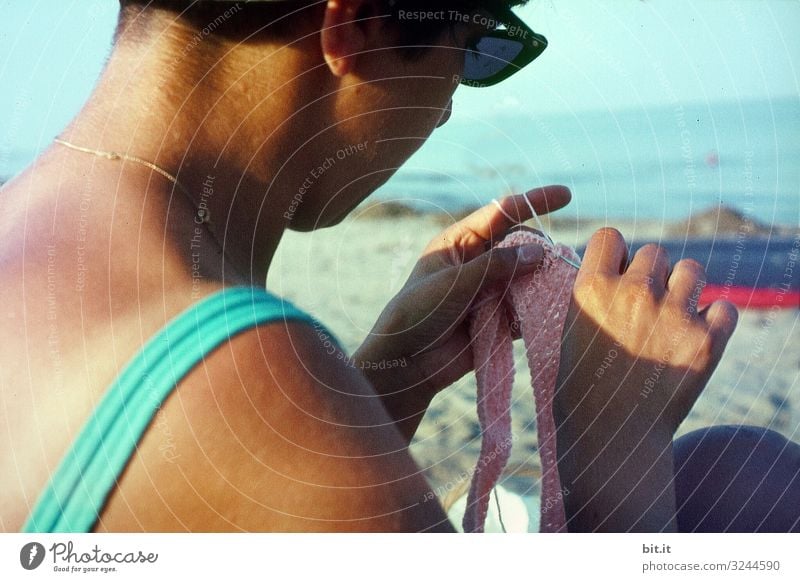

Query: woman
<box><xmin>1</xmin><ymin>0</ymin><xmax>798</xmax><ymax>532</ymax></box>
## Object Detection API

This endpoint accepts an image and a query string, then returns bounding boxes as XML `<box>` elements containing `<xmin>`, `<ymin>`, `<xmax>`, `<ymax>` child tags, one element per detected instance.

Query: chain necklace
<box><xmin>53</xmin><ymin>138</ymin><xmax>259</xmax><ymax>287</ymax></box>
<box><xmin>54</xmin><ymin>138</ymin><xmax>212</xmax><ymax>226</ymax></box>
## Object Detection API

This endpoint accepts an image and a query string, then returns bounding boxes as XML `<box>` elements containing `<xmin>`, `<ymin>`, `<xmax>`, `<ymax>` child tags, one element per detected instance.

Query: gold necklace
<box><xmin>53</xmin><ymin>138</ymin><xmax>211</xmax><ymax>225</ymax></box>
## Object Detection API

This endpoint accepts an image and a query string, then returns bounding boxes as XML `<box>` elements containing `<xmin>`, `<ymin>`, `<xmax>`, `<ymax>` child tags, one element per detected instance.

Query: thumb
<box><xmin>453</xmin><ymin>243</ymin><xmax>544</xmax><ymax>297</ymax></box>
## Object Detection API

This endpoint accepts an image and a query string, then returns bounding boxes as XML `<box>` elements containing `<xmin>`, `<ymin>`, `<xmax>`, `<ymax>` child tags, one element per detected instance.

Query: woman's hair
<box><xmin>116</xmin><ymin>0</ymin><xmax>530</xmax><ymax>59</ymax></box>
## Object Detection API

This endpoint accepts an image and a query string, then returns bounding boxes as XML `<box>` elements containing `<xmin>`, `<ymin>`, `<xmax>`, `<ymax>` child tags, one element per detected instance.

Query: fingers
<box><xmin>626</xmin><ymin>244</ymin><xmax>671</xmax><ymax>291</ymax></box>
<box><xmin>433</xmin><ymin>186</ymin><xmax>571</xmax><ymax>262</ymax></box>
<box><xmin>517</xmin><ymin>184</ymin><xmax>572</xmax><ymax>218</ymax></box>
<box><xmin>403</xmin><ymin>241</ymin><xmax>544</xmax><ymax>351</ymax></box>
<box><xmin>476</xmin><ymin>185</ymin><xmax>572</xmax><ymax>235</ymax></box>
<box><xmin>452</xmin><ymin>243</ymin><xmax>544</xmax><ymax>301</ymax></box>
<box><xmin>696</xmin><ymin>300</ymin><xmax>739</xmax><ymax>367</ymax></box>
<box><xmin>421</xmin><ymin>186</ymin><xmax>569</xmax><ymax>267</ymax></box>
<box><xmin>667</xmin><ymin>259</ymin><xmax>707</xmax><ymax>308</ymax></box>
<box><xmin>699</xmin><ymin>300</ymin><xmax>739</xmax><ymax>345</ymax></box>
<box><xmin>580</xmin><ymin>228</ymin><xmax>628</xmax><ymax>276</ymax></box>
<box><xmin>665</xmin><ymin>259</ymin><xmax>736</xmax><ymax>361</ymax></box>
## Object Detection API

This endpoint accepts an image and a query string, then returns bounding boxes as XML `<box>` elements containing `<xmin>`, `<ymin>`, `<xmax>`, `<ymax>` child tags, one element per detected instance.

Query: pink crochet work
<box><xmin>462</xmin><ymin>230</ymin><xmax>579</xmax><ymax>533</ymax></box>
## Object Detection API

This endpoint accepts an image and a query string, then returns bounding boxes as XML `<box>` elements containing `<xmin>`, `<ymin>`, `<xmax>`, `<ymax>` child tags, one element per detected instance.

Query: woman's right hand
<box><xmin>554</xmin><ymin>227</ymin><xmax>738</xmax><ymax>531</ymax></box>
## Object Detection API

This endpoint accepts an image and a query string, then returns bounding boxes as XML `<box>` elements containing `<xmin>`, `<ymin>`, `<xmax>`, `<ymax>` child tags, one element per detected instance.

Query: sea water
<box><xmin>2</xmin><ymin>99</ymin><xmax>797</xmax><ymax>227</ymax></box>
<box><xmin>373</xmin><ymin>97</ymin><xmax>800</xmax><ymax>227</ymax></box>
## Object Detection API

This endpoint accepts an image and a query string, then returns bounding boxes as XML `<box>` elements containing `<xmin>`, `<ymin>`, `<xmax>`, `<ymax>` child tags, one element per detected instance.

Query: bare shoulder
<box><xmin>96</xmin><ymin>319</ymin><xmax>453</xmax><ymax>532</ymax></box>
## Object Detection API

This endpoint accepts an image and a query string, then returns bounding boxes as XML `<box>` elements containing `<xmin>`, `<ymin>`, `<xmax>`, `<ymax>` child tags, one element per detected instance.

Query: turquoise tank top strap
<box><xmin>22</xmin><ymin>285</ymin><xmax>335</xmax><ymax>533</ymax></box>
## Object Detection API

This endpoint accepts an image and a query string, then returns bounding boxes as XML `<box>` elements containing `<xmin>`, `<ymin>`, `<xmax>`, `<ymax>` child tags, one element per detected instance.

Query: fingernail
<box><xmin>517</xmin><ymin>244</ymin><xmax>543</xmax><ymax>264</ymax></box>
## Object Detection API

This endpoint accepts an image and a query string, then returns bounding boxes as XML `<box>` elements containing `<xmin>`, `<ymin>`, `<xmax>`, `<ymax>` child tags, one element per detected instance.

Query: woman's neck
<box><xmin>49</xmin><ymin>22</ymin><xmax>322</xmax><ymax>289</ymax></box>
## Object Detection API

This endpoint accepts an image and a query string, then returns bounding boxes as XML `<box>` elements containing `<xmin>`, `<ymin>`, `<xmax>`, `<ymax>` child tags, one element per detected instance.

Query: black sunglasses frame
<box><xmin>459</xmin><ymin>9</ymin><xmax>547</xmax><ymax>88</ymax></box>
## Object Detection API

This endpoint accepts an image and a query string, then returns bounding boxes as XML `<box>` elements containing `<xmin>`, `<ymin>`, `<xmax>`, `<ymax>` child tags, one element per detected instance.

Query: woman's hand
<box><xmin>354</xmin><ymin>185</ymin><xmax>572</xmax><ymax>441</ymax></box>
<box><xmin>555</xmin><ymin>228</ymin><xmax>739</xmax><ymax>531</ymax></box>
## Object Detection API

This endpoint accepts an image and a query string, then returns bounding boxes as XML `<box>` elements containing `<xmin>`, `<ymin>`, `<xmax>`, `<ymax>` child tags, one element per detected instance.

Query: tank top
<box><xmin>22</xmin><ymin>285</ymin><xmax>333</xmax><ymax>532</ymax></box>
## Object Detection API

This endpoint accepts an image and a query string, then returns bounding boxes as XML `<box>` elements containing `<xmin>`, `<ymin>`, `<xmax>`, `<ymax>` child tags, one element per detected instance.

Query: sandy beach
<box><xmin>267</xmin><ymin>204</ymin><xmax>800</xmax><ymax>530</ymax></box>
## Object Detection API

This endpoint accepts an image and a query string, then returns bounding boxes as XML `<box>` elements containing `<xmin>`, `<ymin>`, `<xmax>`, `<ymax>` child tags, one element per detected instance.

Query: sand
<box><xmin>267</xmin><ymin>208</ymin><xmax>800</xmax><ymax>522</ymax></box>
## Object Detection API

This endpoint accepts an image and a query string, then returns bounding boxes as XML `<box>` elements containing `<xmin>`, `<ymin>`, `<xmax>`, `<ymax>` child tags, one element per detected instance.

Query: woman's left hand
<box><xmin>353</xmin><ymin>185</ymin><xmax>571</xmax><ymax>440</ymax></box>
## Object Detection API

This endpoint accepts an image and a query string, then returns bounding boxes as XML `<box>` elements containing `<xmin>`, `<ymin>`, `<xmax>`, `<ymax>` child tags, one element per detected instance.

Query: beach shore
<box><xmin>267</xmin><ymin>205</ymin><xmax>800</xmax><ymax>515</ymax></box>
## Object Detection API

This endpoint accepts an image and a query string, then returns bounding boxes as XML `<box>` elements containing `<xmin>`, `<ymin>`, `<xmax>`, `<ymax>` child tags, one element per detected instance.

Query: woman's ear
<box><xmin>320</xmin><ymin>0</ymin><xmax>383</xmax><ymax>78</ymax></box>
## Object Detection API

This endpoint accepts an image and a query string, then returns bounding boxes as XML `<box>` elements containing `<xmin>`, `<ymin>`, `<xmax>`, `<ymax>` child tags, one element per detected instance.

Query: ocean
<box><xmin>2</xmin><ymin>98</ymin><xmax>797</xmax><ymax>227</ymax></box>
<box><xmin>372</xmin><ymin>97</ymin><xmax>800</xmax><ymax>227</ymax></box>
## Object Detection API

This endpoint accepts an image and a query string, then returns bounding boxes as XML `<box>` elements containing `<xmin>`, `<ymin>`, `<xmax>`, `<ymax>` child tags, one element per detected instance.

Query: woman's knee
<box><xmin>673</xmin><ymin>425</ymin><xmax>800</xmax><ymax>532</ymax></box>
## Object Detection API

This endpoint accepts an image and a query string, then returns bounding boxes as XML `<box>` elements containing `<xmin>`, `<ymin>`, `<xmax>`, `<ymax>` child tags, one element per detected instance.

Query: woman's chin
<box><xmin>287</xmin><ymin>188</ymin><xmax>381</xmax><ymax>231</ymax></box>
<box><xmin>287</xmin><ymin>209</ymin><xmax>348</xmax><ymax>232</ymax></box>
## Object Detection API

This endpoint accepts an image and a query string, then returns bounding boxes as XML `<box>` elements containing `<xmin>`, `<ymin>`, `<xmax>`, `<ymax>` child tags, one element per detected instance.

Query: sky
<box><xmin>461</xmin><ymin>0</ymin><xmax>800</xmax><ymax>116</ymax></box>
<box><xmin>0</xmin><ymin>0</ymin><xmax>798</xmax><ymax>178</ymax></box>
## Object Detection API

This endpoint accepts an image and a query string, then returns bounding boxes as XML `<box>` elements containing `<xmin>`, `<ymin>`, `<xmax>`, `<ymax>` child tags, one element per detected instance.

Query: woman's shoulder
<box><xmin>95</xmin><ymin>286</ymin><xmax>447</xmax><ymax>531</ymax></box>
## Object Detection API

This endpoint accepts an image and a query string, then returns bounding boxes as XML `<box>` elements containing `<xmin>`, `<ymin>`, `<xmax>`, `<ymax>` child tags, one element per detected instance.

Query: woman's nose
<box><xmin>437</xmin><ymin>99</ymin><xmax>453</xmax><ymax>127</ymax></box>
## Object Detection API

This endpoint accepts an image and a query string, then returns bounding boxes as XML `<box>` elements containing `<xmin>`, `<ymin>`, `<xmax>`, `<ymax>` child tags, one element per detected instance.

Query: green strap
<box><xmin>22</xmin><ymin>286</ymin><xmax>334</xmax><ymax>532</ymax></box>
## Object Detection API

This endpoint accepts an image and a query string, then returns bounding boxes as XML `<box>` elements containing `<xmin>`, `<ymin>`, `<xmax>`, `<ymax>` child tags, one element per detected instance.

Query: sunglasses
<box><xmin>460</xmin><ymin>8</ymin><xmax>548</xmax><ymax>88</ymax></box>
<box><xmin>232</xmin><ymin>1</ymin><xmax>547</xmax><ymax>88</ymax></box>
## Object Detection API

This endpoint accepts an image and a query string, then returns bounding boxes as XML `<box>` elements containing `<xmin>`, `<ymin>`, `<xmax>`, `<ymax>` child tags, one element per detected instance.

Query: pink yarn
<box><xmin>462</xmin><ymin>231</ymin><xmax>579</xmax><ymax>533</ymax></box>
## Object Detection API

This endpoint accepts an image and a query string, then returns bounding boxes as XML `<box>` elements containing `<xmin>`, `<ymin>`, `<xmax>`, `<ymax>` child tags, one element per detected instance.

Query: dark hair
<box><xmin>116</xmin><ymin>0</ymin><xmax>530</xmax><ymax>59</ymax></box>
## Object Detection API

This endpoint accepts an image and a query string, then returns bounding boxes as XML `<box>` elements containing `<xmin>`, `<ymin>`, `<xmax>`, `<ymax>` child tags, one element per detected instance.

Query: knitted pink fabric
<box><xmin>462</xmin><ymin>231</ymin><xmax>579</xmax><ymax>533</ymax></box>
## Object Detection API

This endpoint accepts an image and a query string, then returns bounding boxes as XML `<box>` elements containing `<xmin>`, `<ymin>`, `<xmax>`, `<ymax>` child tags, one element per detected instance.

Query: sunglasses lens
<box><xmin>463</xmin><ymin>37</ymin><xmax>524</xmax><ymax>81</ymax></box>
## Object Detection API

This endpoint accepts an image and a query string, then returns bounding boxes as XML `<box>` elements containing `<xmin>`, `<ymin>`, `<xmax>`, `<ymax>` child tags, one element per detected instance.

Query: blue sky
<box><xmin>1</xmin><ymin>0</ymin><xmax>798</xmax><ymax>178</ymax></box>
<box><xmin>462</xmin><ymin>0</ymin><xmax>800</xmax><ymax>116</ymax></box>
